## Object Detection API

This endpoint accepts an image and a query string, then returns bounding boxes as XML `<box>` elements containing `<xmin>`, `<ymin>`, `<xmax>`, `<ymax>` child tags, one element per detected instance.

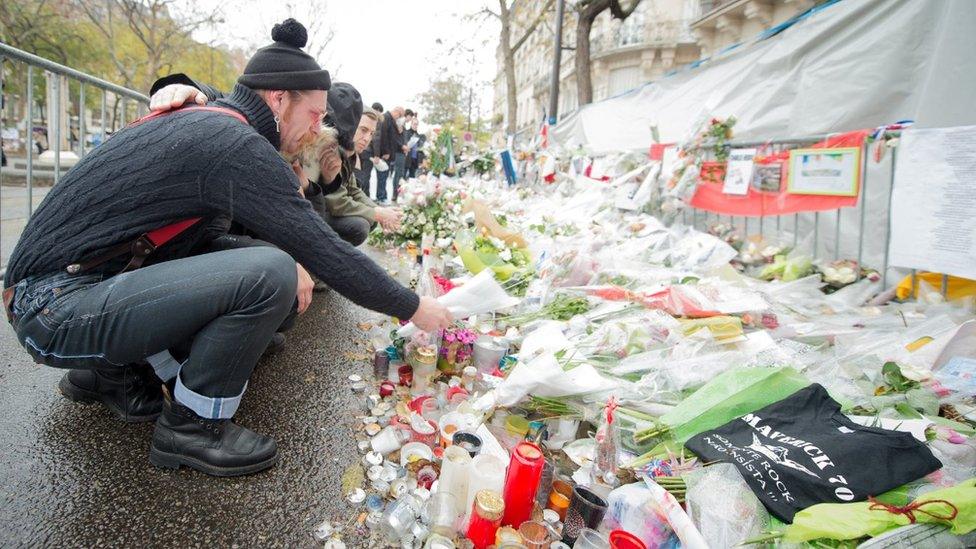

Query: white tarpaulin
<box><xmin>551</xmin><ymin>0</ymin><xmax>976</xmax><ymax>153</ymax></box>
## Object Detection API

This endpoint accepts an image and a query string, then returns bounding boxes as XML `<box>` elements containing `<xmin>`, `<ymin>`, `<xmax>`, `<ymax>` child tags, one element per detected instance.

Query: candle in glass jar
<box><xmin>464</xmin><ymin>454</ymin><xmax>506</xmax><ymax>524</ymax></box>
<box><xmin>501</xmin><ymin>441</ymin><xmax>545</xmax><ymax>527</ymax></box>
<box><xmin>438</xmin><ymin>445</ymin><xmax>472</xmax><ymax>505</ymax></box>
<box><xmin>466</xmin><ymin>490</ymin><xmax>505</xmax><ymax>549</ymax></box>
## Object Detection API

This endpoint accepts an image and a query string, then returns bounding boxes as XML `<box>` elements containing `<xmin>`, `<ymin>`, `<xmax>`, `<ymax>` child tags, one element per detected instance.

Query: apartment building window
<box><xmin>608</xmin><ymin>65</ymin><xmax>641</xmax><ymax>96</ymax></box>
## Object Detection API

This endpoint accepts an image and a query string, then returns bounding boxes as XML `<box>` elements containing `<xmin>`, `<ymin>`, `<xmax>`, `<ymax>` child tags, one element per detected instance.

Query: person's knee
<box><xmin>345</xmin><ymin>218</ymin><xmax>371</xmax><ymax>246</ymax></box>
<box><xmin>242</xmin><ymin>248</ymin><xmax>297</xmax><ymax>305</ymax></box>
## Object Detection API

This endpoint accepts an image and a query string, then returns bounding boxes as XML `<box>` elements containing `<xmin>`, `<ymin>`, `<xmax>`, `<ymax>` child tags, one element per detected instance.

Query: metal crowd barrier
<box><xmin>678</xmin><ymin>135</ymin><xmax>945</xmax><ymax>299</ymax></box>
<box><xmin>0</xmin><ymin>43</ymin><xmax>149</xmax><ymax>275</ymax></box>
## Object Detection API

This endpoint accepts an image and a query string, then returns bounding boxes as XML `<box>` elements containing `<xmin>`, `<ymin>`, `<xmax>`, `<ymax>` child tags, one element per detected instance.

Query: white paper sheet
<box><xmin>889</xmin><ymin>125</ymin><xmax>976</xmax><ymax>280</ymax></box>
<box><xmin>722</xmin><ymin>148</ymin><xmax>757</xmax><ymax>195</ymax></box>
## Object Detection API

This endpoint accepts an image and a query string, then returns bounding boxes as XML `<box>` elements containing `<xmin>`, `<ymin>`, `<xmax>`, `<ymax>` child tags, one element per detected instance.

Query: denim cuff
<box><xmin>146</xmin><ymin>350</ymin><xmax>182</xmax><ymax>382</ymax></box>
<box><xmin>174</xmin><ymin>374</ymin><xmax>247</xmax><ymax>419</ymax></box>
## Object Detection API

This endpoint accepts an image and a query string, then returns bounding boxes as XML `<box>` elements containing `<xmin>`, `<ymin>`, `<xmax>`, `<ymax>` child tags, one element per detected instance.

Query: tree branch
<box><xmin>609</xmin><ymin>0</ymin><xmax>642</xmax><ymax>20</ymax></box>
<box><xmin>511</xmin><ymin>0</ymin><xmax>556</xmax><ymax>53</ymax></box>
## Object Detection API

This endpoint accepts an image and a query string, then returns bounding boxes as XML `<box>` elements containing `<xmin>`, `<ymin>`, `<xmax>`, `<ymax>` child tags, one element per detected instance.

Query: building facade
<box><xmin>492</xmin><ymin>0</ymin><xmax>817</xmax><ymax>145</ymax></box>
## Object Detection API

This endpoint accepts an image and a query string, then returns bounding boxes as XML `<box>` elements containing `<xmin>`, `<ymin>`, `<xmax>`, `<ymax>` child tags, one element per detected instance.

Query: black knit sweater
<box><xmin>4</xmin><ymin>84</ymin><xmax>420</xmax><ymax>320</ymax></box>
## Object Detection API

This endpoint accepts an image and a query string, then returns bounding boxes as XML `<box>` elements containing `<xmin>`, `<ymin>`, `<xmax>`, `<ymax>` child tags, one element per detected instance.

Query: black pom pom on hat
<box><xmin>238</xmin><ymin>18</ymin><xmax>330</xmax><ymax>91</ymax></box>
<box><xmin>271</xmin><ymin>18</ymin><xmax>308</xmax><ymax>48</ymax></box>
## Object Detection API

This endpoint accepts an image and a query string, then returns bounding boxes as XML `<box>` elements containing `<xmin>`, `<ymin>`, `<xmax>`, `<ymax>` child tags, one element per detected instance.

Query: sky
<box><xmin>190</xmin><ymin>0</ymin><xmax>500</xmax><ymax>124</ymax></box>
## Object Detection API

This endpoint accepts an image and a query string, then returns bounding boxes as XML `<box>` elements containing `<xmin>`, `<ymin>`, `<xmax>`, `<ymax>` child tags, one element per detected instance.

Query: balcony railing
<box><xmin>591</xmin><ymin>19</ymin><xmax>699</xmax><ymax>56</ymax></box>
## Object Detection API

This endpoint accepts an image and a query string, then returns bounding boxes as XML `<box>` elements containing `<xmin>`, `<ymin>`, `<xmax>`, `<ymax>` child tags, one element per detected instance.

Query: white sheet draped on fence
<box><xmin>551</xmin><ymin>0</ymin><xmax>976</xmax><ymax>153</ymax></box>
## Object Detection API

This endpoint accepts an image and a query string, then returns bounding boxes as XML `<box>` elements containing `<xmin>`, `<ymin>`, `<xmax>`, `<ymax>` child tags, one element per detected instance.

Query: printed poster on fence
<box><xmin>787</xmin><ymin>147</ymin><xmax>861</xmax><ymax>196</ymax></box>
<box><xmin>722</xmin><ymin>148</ymin><xmax>757</xmax><ymax>195</ymax></box>
<box><xmin>889</xmin><ymin>125</ymin><xmax>976</xmax><ymax>281</ymax></box>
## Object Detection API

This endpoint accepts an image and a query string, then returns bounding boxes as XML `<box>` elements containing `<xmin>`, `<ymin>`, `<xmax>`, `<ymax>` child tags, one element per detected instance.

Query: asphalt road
<box><xmin>0</xmin><ymin>290</ymin><xmax>377</xmax><ymax>548</ymax></box>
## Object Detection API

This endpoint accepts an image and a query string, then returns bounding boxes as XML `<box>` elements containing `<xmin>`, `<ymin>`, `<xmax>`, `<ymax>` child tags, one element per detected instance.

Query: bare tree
<box><xmin>78</xmin><ymin>0</ymin><xmax>224</xmax><ymax>91</ymax></box>
<box><xmin>575</xmin><ymin>0</ymin><xmax>642</xmax><ymax>106</ymax></box>
<box><xmin>477</xmin><ymin>0</ymin><xmax>555</xmax><ymax>136</ymax></box>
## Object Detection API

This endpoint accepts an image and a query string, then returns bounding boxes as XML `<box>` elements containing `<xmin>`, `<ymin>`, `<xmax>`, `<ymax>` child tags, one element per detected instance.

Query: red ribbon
<box><xmin>605</xmin><ymin>396</ymin><xmax>619</xmax><ymax>425</ymax></box>
<box><xmin>868</xmin><ymin>497</ymin><xmax>959</xmax><ymax>524</ymax></box>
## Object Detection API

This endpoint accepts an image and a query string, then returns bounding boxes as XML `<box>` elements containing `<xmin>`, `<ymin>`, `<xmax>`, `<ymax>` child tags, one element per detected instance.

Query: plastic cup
<box><xmin>572</xmin><ymin>528</ymin><xmax>609</xmax><ymax>549</ymax></box>
<box><xmin>425</xmin><ymin>491</ymin><xmax>461</xmax><ymax>537</ymax></box>
<box><xmin>371</xmin><ymin>426</ymin><xmax>409</xmax><ymax>454</ymax></box>
<box><xmin>473</xmin><ymin>336</ymin><xmax>508</xmax><ymax>374</ymax></box>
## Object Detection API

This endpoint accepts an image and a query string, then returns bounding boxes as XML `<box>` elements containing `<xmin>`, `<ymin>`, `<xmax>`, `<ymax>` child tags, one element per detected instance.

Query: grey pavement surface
<box><xmin>1</xmin><ymin>185</ymin><xmax>52</xmax><ymax>271</ymax></box>
<box><xmin>0</xmin><ymin>290</ymin><xmax>377</xmax><ymax>548</ymax></box>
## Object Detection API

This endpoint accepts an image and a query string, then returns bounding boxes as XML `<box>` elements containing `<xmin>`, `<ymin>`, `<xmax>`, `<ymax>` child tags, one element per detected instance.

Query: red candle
<box><xmin>467</xmin><ymin>490</ymin><xmax>505</xmax><ymax>549</ymax></box>
<box><xmin>501</xmin><ymin>441</ymin><xmax>545</xmax><ymax>527</ymax></box>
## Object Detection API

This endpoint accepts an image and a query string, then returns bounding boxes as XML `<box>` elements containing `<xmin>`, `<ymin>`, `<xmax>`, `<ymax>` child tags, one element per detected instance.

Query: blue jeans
<box><xmin>8</xmin><ymin>248</ymin><xmax>297</xmax><ymax>419</ymax></box>
<box><xmin>392</xmin><ymin>153</ymin><xmax>406</xmax><ymax>200</ymax></box>
<box><xmin>375</xmin><ymin>165</ymin><xmax>390</xmax><ymax>202</ymax></box>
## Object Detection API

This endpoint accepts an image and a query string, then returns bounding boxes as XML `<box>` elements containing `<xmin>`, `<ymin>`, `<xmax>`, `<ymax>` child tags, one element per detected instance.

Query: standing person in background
<box><xmin>376</xmin><ymin>105</ymin><xmax>404</xmax><ymax>204</ymax></box>
<box><xmin>403</xmin><ymin>118</ymin><xmax>425</xmax><ymax>179</ymax></box>
<box><xmin>390</xmin><ymin>109</ymin><xmax>412</xmax><ymax>202</ymax></box>
<box><xmin>358</xmin><ymin>101</ymin><xmax>383</xmax><ymax>195</ymax></box>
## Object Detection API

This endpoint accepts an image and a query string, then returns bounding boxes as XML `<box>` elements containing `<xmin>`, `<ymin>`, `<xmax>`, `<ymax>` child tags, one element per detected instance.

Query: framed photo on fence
<box><xmin>787</xmin><ymin>147</ymin><xmax>861</xmax><ymax>196</ymax></box>
<box><xmin>752</xmin><ymin>163</ymin><xmax>783</xmax><ymax>192</ymax></box>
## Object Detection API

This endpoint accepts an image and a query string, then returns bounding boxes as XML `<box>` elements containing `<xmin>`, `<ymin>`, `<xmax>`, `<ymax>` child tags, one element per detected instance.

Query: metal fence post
<box><xmin>881</xmin><ymin>148</ymin><xmax>896</xmax><ymax>289</ymax></box>
<box><xmin>833</xmin><ymin>209</ymin><xmax>841</xmax><ymax>260</ymax></box>
<box><xmin>101</xmin><ymin>89</ymin><xmax>107</xmax><ymax>144</ymax></box>
<box><xmin>813</xmin><ymin>212</ymin><xmax>820</xmax><ymax>257</ymax></box>
<box><xmin>856</xmin><ymin>142</ymin><xmax>869</xmax><ymax>279</ymax></box>
<box><xmin>53</xmin><ymin>73</ymin><xmax>62</xmax><ymax>186</ymax></box>
<box><xmin>26</xmin><ymin>65</ymin><xmax>34</xmax><ymax>216</ymax></box>
<box><xmin>79</xmin><ymin>82</ymin><xmax>86</xmax><ymax>157</ymax></box>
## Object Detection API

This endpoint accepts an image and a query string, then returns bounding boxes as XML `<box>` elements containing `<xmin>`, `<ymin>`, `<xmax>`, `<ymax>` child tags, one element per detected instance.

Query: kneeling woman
<box><xmin>308</xmin><ymin>83</ymin><xmax>401</xmax><ymax>245</ymax></box>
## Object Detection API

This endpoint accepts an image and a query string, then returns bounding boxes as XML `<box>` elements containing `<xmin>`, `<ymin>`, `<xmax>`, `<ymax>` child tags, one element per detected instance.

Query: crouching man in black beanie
<box><xmin>1</xmin><ymin>19</ymin><xmax>452</xmax><ymax>477</ymax></box>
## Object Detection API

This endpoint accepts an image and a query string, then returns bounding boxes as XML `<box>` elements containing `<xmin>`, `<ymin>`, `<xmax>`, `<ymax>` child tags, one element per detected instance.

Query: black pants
<box><xmin>9</xmin><ymin>248</ymin><xmax>297</xmax><ymax>419</ymax></box>
<box><xmin>323</xmin><ymin>212</ymin><xmax>371</xmax><ymax>247</ymax></box>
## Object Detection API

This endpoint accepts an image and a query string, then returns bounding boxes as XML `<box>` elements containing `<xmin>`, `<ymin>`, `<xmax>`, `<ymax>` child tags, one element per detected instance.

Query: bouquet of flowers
<box><xmin>368</xmin><ymin>176</ymin><xmax>467</xmax><ymax>248</ymax></box>
<box><xmin>457</xmin><ymin>232</ymin><xmax>535</xmax><ymax>296</ymax></box>
<box><xmin>438</xmin><ymin>324</ymin><xmax>477</xmax><ymax>374</ymax></box>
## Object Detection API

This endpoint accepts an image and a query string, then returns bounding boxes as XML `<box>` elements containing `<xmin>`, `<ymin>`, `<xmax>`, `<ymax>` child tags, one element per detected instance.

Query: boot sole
<box><xmin>149</xmin><ymin>447</ymin><xmax>280</xmax><ymax>477</ymax></box>
<box><xmin>58</xmin><ymin>374</ymin><xmax>161</xmax><ymax>423</ymax></box>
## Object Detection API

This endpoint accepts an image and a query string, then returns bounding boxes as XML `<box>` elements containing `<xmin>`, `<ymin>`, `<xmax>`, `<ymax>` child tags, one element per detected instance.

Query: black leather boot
<box><xmin>262</xmin><ymin>332</ymin><xmax>286</xmax><ymax>356</ymax></box>
<box><xmin>58</xmin><ymin>365</ymin><xmax>163</xmax><ymax>422</ymax></box>
<box><xmin>149</xmin><ymin>399</ymin><xmax>278</xmax><ymax>477</ymax></box>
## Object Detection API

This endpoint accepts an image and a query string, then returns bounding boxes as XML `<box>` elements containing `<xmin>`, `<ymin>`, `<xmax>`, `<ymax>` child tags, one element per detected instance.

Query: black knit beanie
<box><xmin>325</xmin><ymin>82</ymin><xmax>363</xmax><ymax>151</ymax></box>
<box><xmin>238</xmin><ymin>19</ymin><xmax>331</xmax><ymax>91</ymax></box>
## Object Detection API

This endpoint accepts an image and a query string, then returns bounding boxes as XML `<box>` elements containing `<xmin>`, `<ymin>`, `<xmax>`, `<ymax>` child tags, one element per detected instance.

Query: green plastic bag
<box><xmin>660</xmin><ymin>366</ymin><xmax>810</xmax><ymax>443</ymax></box>
<box><xmin>785</xmin><ymin>479</ymin><xmax>976</xmax><ymax>542</ymax></box>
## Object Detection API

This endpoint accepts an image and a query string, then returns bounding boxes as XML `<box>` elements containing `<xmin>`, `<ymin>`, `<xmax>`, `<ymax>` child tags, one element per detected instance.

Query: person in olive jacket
<box><xmin>313</xmin><ymin>83</ymin><xmax>401</xmax><ymax>245</ymax></box>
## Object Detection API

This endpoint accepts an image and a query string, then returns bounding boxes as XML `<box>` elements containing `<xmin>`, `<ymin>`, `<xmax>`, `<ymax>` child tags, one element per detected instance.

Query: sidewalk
<box><xmin>1</xmin><ymin>185</ymin><xmax>51</xmax><ymax>271</ymax></box>
<box><xmin>0</xmin><ymin>291</ymin><xmax>372</xmax><ymax>547</ymax></box>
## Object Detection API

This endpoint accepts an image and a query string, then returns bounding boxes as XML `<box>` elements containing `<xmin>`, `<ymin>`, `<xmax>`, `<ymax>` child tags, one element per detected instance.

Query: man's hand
<box><xmin>319</xmin><ymin>146</ymin><xmax>342</xmax><ymax>183</ymax></box>
<box><xmin>296</xmin><ymin>263</ymin><xmax>314</xmax><ymax>314</ymax></box>
<box><xmin>292</xmin><ymin>161</ymin><xmax>310</xmax><ymax>196</ymax></box>
<box><xmin>149</xmin><ymin>84</ymin><xmax>206</xmax><ymax>112</ymax></box>
<box><xmin>410</xmin><ymin>296</ymin><xmax>453</xmax><ymax>332</ymax></box>
<box><xmin>401</xmin><ymin>145</ymin><xmax>409</xmax><ymax>153</ymax></box>
<box><xmin>374</xmin><ymin>207</ymin><xmax>403</xmax><ymax>232</ymax></box>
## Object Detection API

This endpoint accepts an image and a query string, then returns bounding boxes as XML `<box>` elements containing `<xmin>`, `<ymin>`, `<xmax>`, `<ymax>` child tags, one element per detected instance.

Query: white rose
<box><xmin>499</xmin><ymin>248</ymin><xmax>512</xmax><ymax>262</ymax></box>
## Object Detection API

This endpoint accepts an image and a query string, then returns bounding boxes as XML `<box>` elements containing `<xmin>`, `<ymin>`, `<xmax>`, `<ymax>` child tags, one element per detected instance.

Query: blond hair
<box><xmin>362</xmin><ymin>108</ymin><xmax>381</xmax><ymax>123</ymax></box>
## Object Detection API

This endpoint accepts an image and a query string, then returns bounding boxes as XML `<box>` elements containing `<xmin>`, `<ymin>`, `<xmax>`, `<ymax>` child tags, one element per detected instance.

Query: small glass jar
<box><xmin>466</xmin><ymin>489</ymin><xmax>505</xmax><ymax>549</ymax></box>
